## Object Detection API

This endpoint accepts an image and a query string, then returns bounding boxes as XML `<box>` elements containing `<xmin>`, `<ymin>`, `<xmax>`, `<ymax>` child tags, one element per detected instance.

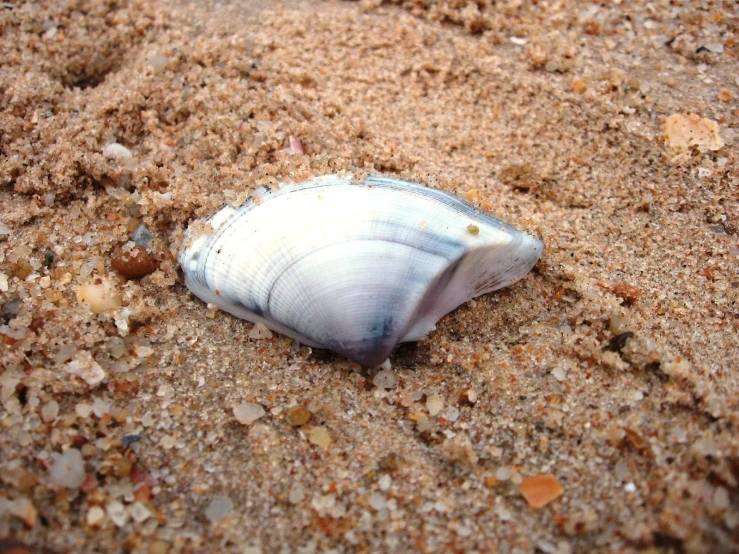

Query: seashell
<box><xmin>179</xmin><ymin>175</ymin><xmax>543</xmax><ymax>366</ymax></box>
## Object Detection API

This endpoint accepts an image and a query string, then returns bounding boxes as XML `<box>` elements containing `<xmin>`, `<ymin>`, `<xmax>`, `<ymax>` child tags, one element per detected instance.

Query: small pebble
<box><xmin>248</xmin><ymin>323</ymin><xmax>273</xmax><ymax>340</ymax></box>
<box><xmin>378</xmin><ymin>452</ymin><xmax>401</xmax><ymax>473</ymax></box>
<box><xmin>570</xmin><ymin>78</ymin><xmax>587</xmax><ymax>93</ymax></box>
<box><xmin>77</xmin><ymin>278</ymin><xmax>122</xmax><ymax>314</ymax></box>
<box><xmin>664</xmin><ymin>113</ymin><xmax>724</xmax><ymax>153</ymax></box>
<box><xmin>373</xmin><ymin>368</ymin><xmax>398</xmax><ymax>390</ymax></box>
<box><xmin>288</xmin><ymin>135</ymin><xmax>305</xmax><ymax>155</ymax></box>
<box><xmin>426</xmin><ymin>394</ymin><xmax>444</xmax><ymax>416</ymax></box>
<box><xmin>86</xmin><ymin>505</ymin><xmax>105</xmax><ymax>526</ymax></box>
<box><xmin>440</xmin><ymin>406</ymin><xmax>460</xmax><ymax>422</ymax></box>
<box><xmin>112</xmin><ymin>245</ymin><xmax>157</xmax><ymax>279</ymax></box>
<box><xmin>50</xmin><ymin>448</ymin><xmax>86</xmax><ymax>489</ymax></box>
<box><xmin>75</xmin><ymin>402</ymin><xmax>93</xmax><ymax>418</ymax></box>
<box><xmin>0</xmin><ymin>298</ymin><xmax>21</xmax><ymax>323</ymax></box>
<box><xmin>146</xmin><ymin>54</ymin><xmax>169</xmax><ymax>70</ymax></box>
<box><xmin>106</xmin><ymin>500</ymin><xmax>128</xmax><ymax>527</ymax></box>
<box><xmin>128</xmin><ymin>500</ymin><xmax>152</xmax><ymax>523</ymax></box>
<box><xmin>519</xmin><ymin>474</ymin><xmax>564</xmax><ymax>509</ymax></box>
<box><xmin>91</xmin><ymin>397</ymin><xmax>112</xmax><ymax>417</ymax></box>
<box><xmin>610</xmin><ymin>282</ymin><xmax>641</xmax><ymax>305</ymax></box>
<box><xmin>122</xmin><ymin>434</ymin><xmax>142</xmax><ymax>447</ymax></box>
<box><xmin>9</xmin><ymin>259</ymin><xmax>32</xmax><ymax>279</ymax></box>
<box><xmin>608</xmin><ymin>314</ymin><xmax>633</xmax><ymax>335</ymax></box>
<box><xmin>106</xmin><ymin>336</ymin><xmax>127</xmax><ymax>359</ymax></box>
<box><xmin>286</xmin><ymin>405</ymin><xmax>311</xmax><ymax>426</ymax></box>
<box><xmin>205</xmin><ymin>494</ymin><xmax>234</xmax><ymax>523</ymax></box>
<box><xmin>307</xmin><ymin>426</ymin><xmax>331</xmax><ymax>450</ymax></box>
<box><xmin>133</xmin><ymin>224</ymin><xmax>154</xmax><ymax>247</ymax></box>
<box><xmin>134</xmin><ymin>343</ymin><xmax>155</xmax><ymax>358</ymax></box>
<box><xmin>378</xmin><ymin>474</ymin><xmax>392</xmax><ymax>491</ymax></box>
<box><xmin>54</xmin><ymin>343</ymin><xmax>77</xmax><ymax>364</ymax></box>
<box><xmin>414</xmin><ymin>413</ymin><xmax>431</xmax><ymax>432</ymax></box>
<box><xmin>551</xmin><ymin>367</ymin><xmax>567</xmax><ymax>381</ymax></box>
<box><xmin>40</xmin><ymin>400</ymin><xmax>59</xmax><ymax>422</ymax></box>
<box><xmin>233</xmin><ymin>403</ymin><xmax>266</xmax><ymax>425</ymax></box>
<box><xmin>608</xmin><ymin>332</ymin><xmax>634</xmax><ymax>352</ymax></box>
<box><xmin>103</xmin><ymin>142</ymin><xmax>133</xmax><ymax>161</ymax></box>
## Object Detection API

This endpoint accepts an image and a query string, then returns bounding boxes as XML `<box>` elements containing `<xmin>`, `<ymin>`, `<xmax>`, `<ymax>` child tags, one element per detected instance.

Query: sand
<box><xmin>0</xmin><ymin>0</ymin><xmax>737</xmax><ymax>552</ymax></box>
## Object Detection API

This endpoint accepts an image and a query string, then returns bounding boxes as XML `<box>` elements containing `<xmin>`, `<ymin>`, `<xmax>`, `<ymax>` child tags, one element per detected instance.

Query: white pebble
<box><xmin>426</xmin><ymin>394</ymin><xmax>444</xmax><ymax>416</ymax></box>
<box><xmin>233</xmin><ymin>403</ymin><xmax>266</xmax><ymax>425</ymax></box>
<box><xmin>146</xmin><ymin>54</ymin><xmax>169</xmax><ymax>70</ymax></box>
<box><xmin>91</xmin><ymin>397</ymin><xmax>112</xmax><ymax>417</ymax></box>
<box><xmin>372</xmin><ymin>368</ymin><xmax>397</xmax><ymax>390</ymax></box>
<box><xmin>75</xmin><ymin>402</ymin><xmax>93</xmax><ymax>419</ymax></box>
<box><xmin>50</xmin><ymin>448</ymin><xmax>86</xmax><ymax>489</ymax></box>
<box><xmin>103</xmin><ymin>142</ymin><xmax>133</xmax><ymax>161</ymax></box>
<box><xmin>128</xmin><ymin>500</ymin><xmax>152</xmax><ymax>523</ymax></box>
<box><xmin>106</xmin><ymin>500</ymin><xmax>128</xmax><ymax>527</ymax></box>
<box><xmin>86</xmin><ymin>505</ymin><xmax>105</xmax><ymax>526</ymax></box>
<box><xmin>205</xmin><ymin>495</ymin><xmax>234</xmax><ymax>522</ymax></box>
<box><xmin>77</xmin><ymin>279</ymin><xmax>121</xmax><ymax>314</ymax></box>
<box><xmin>248</xmin><ymin>322</ymin><xmax>273</xmax><ymax>340</ymax></box>
<box><xmin>54</xmin><ymin>343</ymin><xmax>77</xmax><ymax>364</ymax></box>
<box><xmin>440</xmin><ymin>406</ymin><xmax>460</xmax><ymax>422</ymax></box>
<box><xmin>551</xmin><ymin>367</ymin><xmax>567</xmax><ymax>381</ymax></box>
<box><xmin>65</xmin><ymin>351</ymin><xmax>106</xmax><ymax>387</ymax></box>
<box><xmin>624</xmin><ymin>482</ymin><xmax>636</xmax><ymax>493</ymax></box>
<box><xmin>495</xmin><ymin>466</ymin><xmax>510</xmax><ymax>481</ymax></box>
<box><xmin>134</xmin><ymin>344</ymin><xmax>154</xmax><ymax>358</ymax></box>
<box><xmin>378</xmin><ymin>474</ymin><xmax>392</xmax><ymax>491</ymax></box>
<box><xmin>41</xmin><ymin>400</ymin><xmax>59</xmax><ymax>422</ymax></box>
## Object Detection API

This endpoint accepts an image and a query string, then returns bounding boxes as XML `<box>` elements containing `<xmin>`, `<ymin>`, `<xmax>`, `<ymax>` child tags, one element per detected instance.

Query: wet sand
<box><xmin>1</xmin><ymin>1</ymin><xmax>737</xmax><ymax>552</ymax></box>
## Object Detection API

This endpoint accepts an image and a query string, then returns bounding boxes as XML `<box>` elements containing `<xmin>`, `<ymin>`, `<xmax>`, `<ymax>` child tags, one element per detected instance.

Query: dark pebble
<box><xmin>608</xmin><ymin>331</ymin><xmax>634</xmax><ymax>352</ymax></box>
<box><xmin>111</xmin><ymin>246</ymin><xmax>157</xmax><ymax>279</ymax></box>
<box><xmin>122</xmin><ymin>434</ymin><xmax>142</xmax><ymax>447</ymax></box>
<box><xmin>43</xmin><ymin>251</ymin><xmax>55</xmax><ymax>269</ymax></box>
<box><xmin>0</xmin><ymin>298</ymin><xmax>21</xmax><ymax>324</ymax></box>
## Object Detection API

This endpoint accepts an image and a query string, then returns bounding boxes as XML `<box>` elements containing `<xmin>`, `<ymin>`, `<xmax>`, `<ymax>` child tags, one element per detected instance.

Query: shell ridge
<box><xmin>263</xmin><ymin>238</ymin><xmax>460</xmax><ymax>359</ymax></box>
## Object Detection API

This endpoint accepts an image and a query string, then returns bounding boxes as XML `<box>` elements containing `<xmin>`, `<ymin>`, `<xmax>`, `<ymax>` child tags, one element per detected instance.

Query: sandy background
<box><xmin>1</xmin><ymin>0</ymin><xmax>737</xmax><ymax>552</ymax></box>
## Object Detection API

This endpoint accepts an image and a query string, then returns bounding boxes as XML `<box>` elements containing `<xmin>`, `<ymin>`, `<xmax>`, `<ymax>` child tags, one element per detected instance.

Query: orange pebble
<box><xmin>519</xmin><ymin>474</ymin><xmax>564</xmax><ymax>509</ymax></box>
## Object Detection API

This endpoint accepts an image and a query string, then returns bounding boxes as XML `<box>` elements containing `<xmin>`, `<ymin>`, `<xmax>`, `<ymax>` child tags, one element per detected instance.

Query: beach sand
<box><xmin>1</xmin><ymin>0</ymin><xmax>737</xmax><ymax>552</ymax></box>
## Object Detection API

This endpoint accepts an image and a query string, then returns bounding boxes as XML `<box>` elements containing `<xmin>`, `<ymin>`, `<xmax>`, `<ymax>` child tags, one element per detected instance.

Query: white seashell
<box><xmin>179</xmin><ymin>175</ymin><xmax>542</xmax><ymax>366</ymax></box>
